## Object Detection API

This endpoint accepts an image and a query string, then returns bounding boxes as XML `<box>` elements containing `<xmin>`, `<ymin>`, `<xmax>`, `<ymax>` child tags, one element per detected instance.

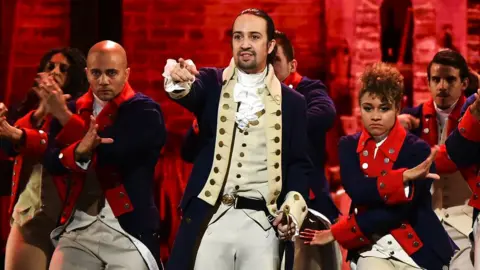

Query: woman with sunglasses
<box><xmin>2</xmin><ymin>47</ymin><xmax>88</xmax><ymax>270</ymax></box>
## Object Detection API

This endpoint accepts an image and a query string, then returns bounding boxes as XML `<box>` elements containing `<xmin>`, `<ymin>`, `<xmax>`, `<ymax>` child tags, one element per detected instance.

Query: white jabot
<box><xmin>434</xmin><ymin>99</ymin><xmax>457</xmax><ymax>141</ymax></box>
<box><xmin>234</xmin><ymin>68</ymin><xmax>267</xmax><ymax>130</ymax></box>
<box><xmin>162</xmin><ymin>59</ymin><xmax>196</xmax><ymax>92</ymax></box>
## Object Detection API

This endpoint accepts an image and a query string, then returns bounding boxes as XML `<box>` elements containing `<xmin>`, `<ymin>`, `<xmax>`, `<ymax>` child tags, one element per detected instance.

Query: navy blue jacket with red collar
<box><xmin>331</xmin><ymin>121</ymin><xmax>455</xmax><ymax>269</ymax></box>
<box><xmin>446</xmin><ymin>94</ymin><xmax>480</xmax><ymax>221</ymax></box>
<box><xmin>42</xmin><ymin>83</ymin><xmax>166</xmax><ymax>268</ymax></box>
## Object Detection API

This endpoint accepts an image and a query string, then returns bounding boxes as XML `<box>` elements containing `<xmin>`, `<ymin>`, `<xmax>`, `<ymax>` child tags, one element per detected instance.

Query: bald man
<box><xmin>40</xmin><ymin>40</ymin><xmax>166</xmax><ymax>270</ymax></box>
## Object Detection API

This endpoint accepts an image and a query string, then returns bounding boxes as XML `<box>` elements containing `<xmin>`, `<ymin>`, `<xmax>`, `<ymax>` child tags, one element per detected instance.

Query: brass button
<box><xmin>445</xmin><ymin>213</ymin><xmax>449</xmax><ymax>218</ymax></box>
<box><xmin>244</xmin><ymin>131</ymin><xmax>249</xmax><ymax>136</ymax></box>
<box><xmin>209</xmin><ymin>179</ymin><xmax>215</xmax><ymax>185</ymax></box>
<box><xmin>11</xmin><ymin>181</ymin><xmax>15</xmax><ymax>186</ymax></box>
<box><xmin>239</xmin><ymin>152</ymin><xmax>244</xmax><ymax>157</ymax></box>
<box><xmin>235</xmin><ymin>185</ymin><xmax>240</xmax><ymax>190</ymax></box>
<box><xmin>389</xmin><ymin>251</ymin><xmax>394</xmax><ymax>256</ymax></box>
<box><xmin>274</xmin><ymin>190</ymin><xmax>280</xmax><ymax>195</ymax></box>
<box><xmin>362</xmin><ymin>150</ymin><xmax>368</xmax><ymax>156</ymax></box>
<box><xmin>242</xmin><ymin>143</ymin><xmax>246</xmax><ymax>147</ymax></box>
<box><xmin>460</xmin><ymin>127</ymin><xmax>466</xmax><ymax>133</ymax></box>
<box><xmin>359</xmin><ymin>237</ymin><xmax>364</xmax><ymax>242</ymax></box>
<box><xmin>223</xmin><ymin>104</ymin><xmax>229</xmax><ymax>110</ymax></box>
<box><xmin>388</xmin><ymin>148</ymin><xmax>395</xmax><ymax>154</ymax></box>
<box><xmin>381</xmin><ymin>170</ymin><xmax>387</xmax><ymax>176</ymax></box>
<box><xmin>213</xmin><ymin>167</ymin><xmax>219</xmax><ymax>173</ymax></box>
<box><xmin>275</xmin><ymin>176</ymin><xmax>281</xmax><ymax>182</ymax></box>
<box><xmin>384</xmin><ymin>158</ymin><xmax>390</xmax><ymax>163</ymax></box>
<box><xmin>205</xmin><ymin>191</ymin><xmax>211</xmax><ymax>197</ymax></box>
<box><xmin>238</xmin><ymin>163</ymin><xmax>242</xmax><ymax>168</ymax></box>
<box><xmin>408</xmin><ymin>233</ymin><xmax>413</xmax><ymax>239</ymax></box>
<box><xmin>413</xmin><ymin>241</ymin><xmax>419</xmax><ymax>247</ymax></box>
<box><xmin>236</xmin><ymin>174</ymin><xmax>241</xmax><ymax>178</ymax></box>
<box><xmin>294</xmin><ymin>194</ymin><xmax>299</xmax><ymax>200</ymax></box>
<box><xmin>401</xmin><ymin>224</ymin><xmax>407</xmax><ymax>229</ymax></box>
<box><xmin>274</xmin><ymin>137</ymin><xmax>280</xmax><ymax>143</ymax></box>
<box><xmin>270</xmin><ymin>200</ymin><xmax>275</xmax><ymax>204</ymax></box>
<box><xmin>274</xmin><ymin>163</ymin><xmax>279</xmax><ymax>169</ymax></box>
<box><xmin>388</xmin><ymin>241</ymin><xmax>392</xmax><ymax>245</ymax></box>
<box><xmin>40</xmin><ymin>139</ymin><xmax>46</xmax><ymax>145</ymax></box>
<box><xmin>274</xmin><ymin>124</ymin><xmax>281</xmax><ymax>130</ymax></box>
<box><xmin>124</xmin><ymin>203</ymin><xmax>130</xmax><ymax>209</ymax></box>
<box><xmin>383</xmin><ymin>195</ymin><xmax>388</xmax><ymax>201</ymax></box>
<box><xmin>351</xmin><ymin>226</ymin><xmax>357</xmax><ymax>233</ymax></box>
<box><xmin>220</xmin><ymin>116</ymin><xmax>227</xmax><ymax>122</ymax></box>
<box><xmin>379</xmin><ymin>182</ymin><xmax>385</xmax><ymax>189</ymax></box>
<box><xmin>219</xmin><ymin>141</ymin><xmax>224</xmax><ymax>147</ymax></box>
<box><xmin>223</xmin><ymin>93</ymin><xmax>230</xmax><ymax>98</ymax></box>
<box><xmin>39</xmin><ymin>130</ymin><xmax>45</xmax><ymax>134</ymax></box>
<box><xmin>475</xmin><ymin>194</ymin><xmax>479</xmax><ymax>200</ymax></box>
<box><xmin>216</xmin><ymin>154</ymin><xmax>221</xmax><ymax>160</ymax></box>
<box><xmin>275</xmin><ymin>149</ymin><xmax>281</xmax><ymax>155</ymax></box>
<box><xmin>12</xmin><ymin>172</ymin><xmax>16</xmax><ymax>176</ymax></box>
<box><xmin>276</xmin><ymin>110</ymin><xmax>281</xmax><ymax>116</ymax></box>
<box><xmin>119</xmin><ymin>192</ymin><xmax>125</xmax><ymax>197</ymax></box>
<box><xmin>219</xmin><ymin>129</ymin><xmax>225</xmax><ymax>135</ymax></box>
<box><xmin>185</xmin><ymin>217</ymin><xmax>192</xmax><ymax>224</ymax></box>
<box><xmin>302</xmin><ymin>206</ymin><xmax>306</xmax><ymax>212</ymax></box>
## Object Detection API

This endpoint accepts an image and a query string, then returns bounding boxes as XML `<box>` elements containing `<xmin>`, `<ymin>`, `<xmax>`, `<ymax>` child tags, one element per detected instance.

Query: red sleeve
<box><xmin>377</xmin><ymin>169</ymin><xmax>412</xmax><ymax>205</ymax></box>
<box><xmin>13</xmin><ymin>111</ymin><xmax>35</xmax><ymax>129</ymax></box>
<box><xmin>435</xmin><ymin>144</ymin><xmax>457</xmax><ymax>174</ymax></box>
<box><xmin>55</xmin><ymin>115</ymin><xmax>87</xmax><ymax>146</ymax></box>
<box><xmin>58</xmin><ymin>141</ymin><xmax>96</xmax><ymax>173</ymax></box>
<box><xmin>458</xmin><ymin>108</ymin><xmax>480</xmax><ymax>142</ymax></box>
<box><xmin>331</xmin><ymin>215</ymin><xmax>372</xmax><ymax>250</ymax></box>
<box><xmin>16</xmin><ymin>128</ymin><xmax>48</xmax><ymax>157</ymax></box>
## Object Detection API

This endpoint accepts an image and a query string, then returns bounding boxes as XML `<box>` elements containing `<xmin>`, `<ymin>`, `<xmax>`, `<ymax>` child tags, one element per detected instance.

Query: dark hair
<box><xmin>235</xmin><ymin>8</ymin><xmax>277</xmax><ymax>65</ymax></box>
<box><xmin>10</xmin><ymin>47</ymin><xmax>88</xmax><ymax>122</ymax></box>
<box><xmin>359</xmin><ymin>62</ymin><xmax>404</xmax><ymax>108</ymax></box>
<box><xmin>274</xmin><ymin>30</ymin><xmax>295</xmax><ymax>61</ymax></box>
<box><xmin>465</xmin><ymin>69</ymin><xmax>480</xmax><ymax>97</ymax></box>
<box><xmin>427</xmin><ymin>49</ymin><xmax>469</xmax><ymax>81</ymax></box>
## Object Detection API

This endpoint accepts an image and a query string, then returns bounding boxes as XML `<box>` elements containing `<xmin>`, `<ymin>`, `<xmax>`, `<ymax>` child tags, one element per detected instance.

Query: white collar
<box><xmin>236</xmin><ymin>67</ymin><xmax>267</xmax><ymax>88</ymax></box>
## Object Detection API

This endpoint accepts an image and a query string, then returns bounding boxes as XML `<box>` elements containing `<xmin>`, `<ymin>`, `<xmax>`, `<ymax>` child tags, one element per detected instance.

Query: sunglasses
<box><xmin>46</xmin><ymin>62</ymin><xmax>69</xmax><ymax>73</ymax></box>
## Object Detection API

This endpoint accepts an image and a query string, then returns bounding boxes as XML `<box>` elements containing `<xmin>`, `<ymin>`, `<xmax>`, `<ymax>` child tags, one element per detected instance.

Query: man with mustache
<box><xmin>399</xmin><ymin>49</ymin><xmax>472</xmax><ymax>269</ymax></box>
<box><xmin>163</xmin><ymin>8</ymin><xmax>310</xmax><ymax>270</ymax></box>
<box><xmin>42</xmin><ymin>40</ymin><xmax>166</xmax><ymax>270</ymax></box>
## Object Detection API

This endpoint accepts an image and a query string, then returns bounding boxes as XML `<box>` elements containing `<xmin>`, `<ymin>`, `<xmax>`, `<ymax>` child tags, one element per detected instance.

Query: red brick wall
<box><xmin>123</xmin><ymin>0</ymin><xmax>327</xmax><ymax>134</ymax></box>
<box><xmin>2</xmin><ymin>0</ymin><xmax>70</xmax><ymax>106</ymax></box>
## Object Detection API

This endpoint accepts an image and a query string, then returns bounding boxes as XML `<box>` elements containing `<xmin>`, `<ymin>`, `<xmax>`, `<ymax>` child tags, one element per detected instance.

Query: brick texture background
<box><xmin>1</xmin><ymin>0</ymin><xmax>70</xmax><ymax>106</ymax></box>
<box><xmin>123</xmin><ymin>0</ymin><xmax>328</xmax><ymax>135</ymax></box>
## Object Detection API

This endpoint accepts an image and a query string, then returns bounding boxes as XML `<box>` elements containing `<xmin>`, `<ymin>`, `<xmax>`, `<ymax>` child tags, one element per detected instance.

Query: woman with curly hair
<box><xmin>300</xmin><ymin>62</ymin><xmax>456</xmax><ymax>269</ymax></box>
<box><xmin>2</xmin><ymin>47</ymin><xmax>88</xmax><ymax>270</ymax></box>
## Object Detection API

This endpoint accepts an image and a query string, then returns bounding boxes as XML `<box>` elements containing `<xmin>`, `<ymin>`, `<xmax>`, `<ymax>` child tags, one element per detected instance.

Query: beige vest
<box><xmin>13</xmin><ymin>161</ymin><xmax>62</xmax><ymax>226</ymax></box>
<box><xmin>210</xmin><ymin>89</ymin><xmax>272</xmax><ymax>229</ymax></box>
<box><xmin>432</xmin><ymin>118</ymin><xmax>473</xmax><ymax>236</ymax></box>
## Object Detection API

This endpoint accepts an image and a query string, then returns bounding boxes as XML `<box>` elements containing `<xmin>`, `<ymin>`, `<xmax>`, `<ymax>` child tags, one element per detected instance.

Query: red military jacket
<box><xmin>51</xmin><ymin>83</ymin><xmax>136</xmax><ymax>224</ymax></box>
<box><xmin>331</xmin><ymin>121</ymin><xmax>424</xmax><ymax>254</ymax></box>
<box><xmin>403</xmin><ymin>96</ymin><xmax>480</xmax><ymax>209</ymax></box>
<box><xmin>9</xmin><ymin>110</ymin><xmax>82</xmax><ymax>214</ymax></box>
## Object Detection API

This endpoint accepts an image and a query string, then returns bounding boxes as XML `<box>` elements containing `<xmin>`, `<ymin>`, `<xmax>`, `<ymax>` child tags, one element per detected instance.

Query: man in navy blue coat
<box><xmin>446</xmin><ymin>90</ymin><xmax>480</xmax><ymax>267</ymax></box>
<box><xmin>163</xmin><ymin>9</ymin><xmax>311</xmax><ymax>270</ymax></box>
<box><xmin>273</xmin><ymin>30</ymin><xmax>339</xmax><ymax>224</ymax></box>
<box><xmin>40</xmin><ymin>41</ymin><xmax>166</xmax><ymax>270</ymax></box>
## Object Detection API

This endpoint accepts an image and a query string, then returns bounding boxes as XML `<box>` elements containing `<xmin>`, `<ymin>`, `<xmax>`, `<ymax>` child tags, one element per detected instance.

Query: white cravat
<box><xmin>233</xmin><ymin>68</ymin><xmax>266</xmax><ymax>130</ymax></box>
